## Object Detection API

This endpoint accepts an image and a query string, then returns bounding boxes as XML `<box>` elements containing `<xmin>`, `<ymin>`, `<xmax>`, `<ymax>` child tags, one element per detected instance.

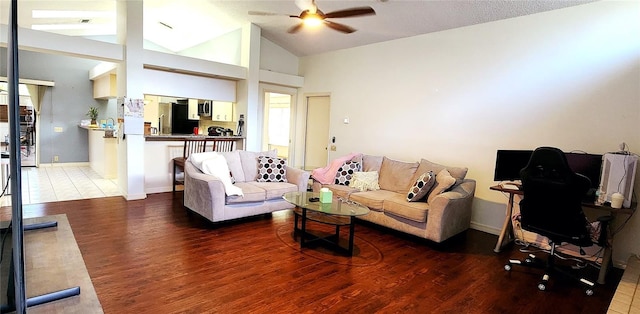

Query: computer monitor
<box><xmin>565</xmin><ymin>152</ymin><xmax>603</xmax><ymax>190</ymax></box>
<box><xmin>493</xmin><ymin>150</ymin><xmax>533</xmax><ymax>182</ymax></box>
<box><xmin>493</xmin><ymin>150</ymin><xmax>602</xmax><ymax>190</ymax></box>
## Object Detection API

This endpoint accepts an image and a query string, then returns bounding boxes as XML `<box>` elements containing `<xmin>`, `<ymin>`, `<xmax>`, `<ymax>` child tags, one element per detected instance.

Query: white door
<box><xmin>304</xmin><ymin>96</ymin><xmax>330</xmax><ymax>170</ymax></box>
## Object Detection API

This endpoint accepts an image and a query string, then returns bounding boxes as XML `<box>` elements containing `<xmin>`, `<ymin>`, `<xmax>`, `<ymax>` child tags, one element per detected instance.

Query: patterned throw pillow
<box><xmin>334</xmin><ymin>161</ymin><xmax>361</xmax><ymax>186</ymax></box>
<box><xmin>256</xmin><ymin>156</ymin><xmax>287</xmax><ymax>182</ymax></box>
<box><xmin>407</xmin><ymin>171</ymin><xmax>435</xmax><ymax>202</ymax></box>
<box><xmin>349</xmin><ymin>171</ymin><xmax>381</xmax><ymax>192</ymax></box>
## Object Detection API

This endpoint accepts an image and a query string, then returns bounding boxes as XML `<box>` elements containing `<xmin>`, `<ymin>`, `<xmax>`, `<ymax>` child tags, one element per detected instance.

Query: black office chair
<box><xmin>504</xmin><ymin>147</ymin><xmax>611</xmax><ymax>296</ymax></box>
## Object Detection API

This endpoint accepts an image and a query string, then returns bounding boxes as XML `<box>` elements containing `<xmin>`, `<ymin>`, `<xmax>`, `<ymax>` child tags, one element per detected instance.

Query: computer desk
<box><xmin>490</xmin><ymin>184</ymin><xmax>635</xmax><ymax>284</ymax></box>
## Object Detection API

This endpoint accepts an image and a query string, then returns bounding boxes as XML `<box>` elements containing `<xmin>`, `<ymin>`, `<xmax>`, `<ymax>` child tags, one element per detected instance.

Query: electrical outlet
<box><xmin>53</xmin><ymin>155</ymin><xmax>59</xmax><ymax>162</ymax></box>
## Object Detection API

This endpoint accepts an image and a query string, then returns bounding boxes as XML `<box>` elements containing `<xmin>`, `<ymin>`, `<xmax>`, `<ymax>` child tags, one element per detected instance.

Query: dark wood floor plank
<box><xmin>0</xmin><ymin>192</ymin><xmax>622</xmax><ymax>313</ymax></box>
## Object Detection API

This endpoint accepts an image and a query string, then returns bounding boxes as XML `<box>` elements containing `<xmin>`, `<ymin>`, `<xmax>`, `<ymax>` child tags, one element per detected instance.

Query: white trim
<box><xmin>0</xmin><ymin>77</ymin><xmax>55</xmax><ymax>87</ymax></box>
<box><xmin>123</xmin><ymin>193</ymin><xmax>147</xmax><ymax>201</ymax></box>
<box><xmin>38</xmin><ymin>162</ymin><xmax>90</xmax><ymax>168</ymax></box>
<box><xmin>259</xmin><ymin>70</ymin><xmax>304</xmax><ymax>88</ymax></box>
<box><xmin>470</xmin><ymin>221</ymin><xmax>500</xmax><ymax>235</ymax></box>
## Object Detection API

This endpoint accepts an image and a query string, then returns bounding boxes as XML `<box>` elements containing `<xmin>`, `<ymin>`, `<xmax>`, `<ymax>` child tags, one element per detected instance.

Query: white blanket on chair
<box><xmin>188</xmin><ymin>152</ymin><xmax>243</xmax><ymax>197</ymax></box>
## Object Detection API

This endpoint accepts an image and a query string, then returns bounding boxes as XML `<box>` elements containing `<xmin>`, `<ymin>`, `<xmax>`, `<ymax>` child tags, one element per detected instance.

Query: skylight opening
<box><xmin>32</xmin><ymin>10</ymin><xmax>114</xmax><ymax>19</ymax></box>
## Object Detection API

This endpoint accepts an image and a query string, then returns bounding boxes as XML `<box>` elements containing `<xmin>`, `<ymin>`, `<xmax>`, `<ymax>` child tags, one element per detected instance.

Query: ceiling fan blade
<box><xmin>287</xmin><ymin>23</ymin><xmax>305</xmax><ymax>34</ymax></box>
<box><xmin>324</xmin><ymin>7</ymin><xmax>375</xmax><ymax>19</ymax></box>
<box><xmin>324</xmin><ymin>20</ymin><xmax>356</xmax><ymax>34</ymax></box>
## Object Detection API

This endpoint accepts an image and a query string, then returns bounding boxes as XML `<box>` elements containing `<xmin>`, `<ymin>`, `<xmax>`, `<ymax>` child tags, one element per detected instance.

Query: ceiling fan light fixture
<box><xmin>302</xmin><ymin>14</ymin><xmax>323</xmax><ymax>27</ymax></box>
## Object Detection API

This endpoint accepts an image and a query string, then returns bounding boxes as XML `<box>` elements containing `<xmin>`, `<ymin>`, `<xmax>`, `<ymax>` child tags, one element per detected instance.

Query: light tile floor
<box><xmin>0</xmin><ymin>166</ymin><xmax>120</xmax><ymax>206</ymax></box>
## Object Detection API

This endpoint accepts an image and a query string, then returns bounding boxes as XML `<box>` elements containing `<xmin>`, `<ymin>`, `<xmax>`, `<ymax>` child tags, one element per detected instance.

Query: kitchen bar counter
<box><xmin>80</xmin><ymin>125</ymin><xmax>117</xmax><ymax>179</ymax></box>
<box><xmin>144</xmin><ymin>135</ymin><xmax>244</xmax><ymax>141</ymax></box>
<box><xmin>144</xmin><ymin>135</ymin><xmax>245</xmax><ymax>193</ymax></box>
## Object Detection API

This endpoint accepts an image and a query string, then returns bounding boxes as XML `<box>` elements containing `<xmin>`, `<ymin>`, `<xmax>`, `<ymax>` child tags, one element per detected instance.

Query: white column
<box><xmin>116</xmin><ymin>0</ymin><xmax>146</xmax><ymax>200</ymax></box>
<box><xmin>238</xmin><ymin>23</ymin><xmax>261</xmax><ymax>151</ymax></box>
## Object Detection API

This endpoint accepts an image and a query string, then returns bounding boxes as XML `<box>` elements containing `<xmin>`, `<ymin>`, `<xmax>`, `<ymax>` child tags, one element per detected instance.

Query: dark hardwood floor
<box><xmin>1</xmin><ymin>192</ymin><xmax>622</xmax><ymax>313</ymax></box>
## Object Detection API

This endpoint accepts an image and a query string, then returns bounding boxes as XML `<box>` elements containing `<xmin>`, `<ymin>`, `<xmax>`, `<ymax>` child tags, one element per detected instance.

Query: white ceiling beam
<box><xmin>0</xmin><ymin>77</ymin><xmax>55</xmax><ymax>86</ymax></box>
<box><xmin>0</xmin><ymin>24</ymin><xmax>123</xmax><ymax>62</ymax></box>
<box><xmin>142</xmin><ymin>50</ymin><xmax>246</xmax><ymax>81</ymax></box>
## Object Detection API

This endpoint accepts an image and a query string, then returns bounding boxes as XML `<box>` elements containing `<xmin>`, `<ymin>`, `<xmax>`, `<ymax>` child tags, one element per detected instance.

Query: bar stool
<box><xmin>212</xmin><ymin>139</ymin><xmax>235</xmax><ymax>152</ymax></box>
<box><xmin>173</xmin><ymin>137</ymin><xmax>208</xmax><ymax>192</ymax></box>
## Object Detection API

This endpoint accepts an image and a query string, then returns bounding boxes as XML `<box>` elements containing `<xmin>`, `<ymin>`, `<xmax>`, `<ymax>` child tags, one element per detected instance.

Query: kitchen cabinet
<box><xmin>187</xmin><ymin>99</ymin><xmax>199</xmax><ymax>120</ymax></box>
<box><xmin>211</xmin><ymin>101</ymin><xmax>233</xmax><ymax>122</ymax></box>
<box><xmin>84</xmin><ymin>126</ymin><xmax>117</xmax><ymax>179</ymax></box>
<box><xmin>92</xmin><ymin>74</ymin><xmax>117</xmax><ymax>99</ymax></box>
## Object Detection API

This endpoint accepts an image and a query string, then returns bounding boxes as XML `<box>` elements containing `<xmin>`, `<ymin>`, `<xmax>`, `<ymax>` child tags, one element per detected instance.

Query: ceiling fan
<box><xmin>249</xmin><ymin>0</ymin><xmax>376</xmax><ymax>34</ymax></box>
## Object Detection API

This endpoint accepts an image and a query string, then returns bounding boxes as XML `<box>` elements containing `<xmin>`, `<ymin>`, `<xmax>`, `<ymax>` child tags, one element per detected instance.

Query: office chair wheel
<box><xmin>585</xmin><ymin>289</ymin><xmax>594</xmax><ymax>296</ymax></box>
<box><xmin>504</xmin><ymin>264</ymin><xmax>511</xmax><ymax>271</ymax></box>
<box><xmin>537</xmin><ymin>283</ymin><xmax>546</xmax><ymax>291</ymax></box>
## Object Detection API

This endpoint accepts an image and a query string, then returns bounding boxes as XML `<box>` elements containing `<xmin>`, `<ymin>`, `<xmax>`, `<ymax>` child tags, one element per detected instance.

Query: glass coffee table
<box><xmin>282</xmin><ymin>191</ymin><xmax>370</xmax><ymax>256</ymax></box>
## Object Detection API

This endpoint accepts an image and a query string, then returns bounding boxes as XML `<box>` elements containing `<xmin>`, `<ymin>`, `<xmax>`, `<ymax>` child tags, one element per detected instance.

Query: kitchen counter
<box><xmin>144</xmin><ymin>135</ymin><xmax>244</xmax><ymax>142</ymax></box>
<box><xmin>143</xmin><ymin>135</ymin><xmax>245</xmax><ymax>193</ymax></box>
<box><xmin>78</xmin><ymin>125</ymin><xmax>116</xmax><ymax>133</ymax></box>
<box><xmin>80</xmin><ymin>125</ymin><xmax>117</xmax><ymax>179</ymax></box>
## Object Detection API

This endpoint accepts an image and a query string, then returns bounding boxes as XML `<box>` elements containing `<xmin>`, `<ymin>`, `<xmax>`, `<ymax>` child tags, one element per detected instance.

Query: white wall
<box><xmin>298</xmin><ymin>1</ymin><xmax>640</xmax><ymax>266</ymax></box>
<box><xmin>141</xmin><ymin>69</ymin><xmax>236</xmax><ymax>102</ymax></box>
<box><xmin>260</xmin><ymin>37</ymin><xmax>299</xmax><ymax>75</ymax></box>
<box><xmin>180</xmin><ymin>29</ymin><xmax>243</xmax><ymax>66</ymax></box>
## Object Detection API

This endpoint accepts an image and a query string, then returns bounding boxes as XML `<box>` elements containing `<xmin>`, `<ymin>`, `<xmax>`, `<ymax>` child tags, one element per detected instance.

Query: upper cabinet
<box><xmin>211</xmin><ymin>101</ymin><xmax>233</xmax><ymax>122</ymax></box>
<box><xmin>188</xmin><ymin>99</ymin><xmax>199</xmax><ymax>120</ymax></box>
<box><xmin>92</xmin><ymin>74</ymin><xmax>117</xmax><ymax>99</ymax></box>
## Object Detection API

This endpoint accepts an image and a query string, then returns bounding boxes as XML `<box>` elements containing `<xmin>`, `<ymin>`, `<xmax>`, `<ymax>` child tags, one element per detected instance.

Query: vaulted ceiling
<box><xmin>1</xmin><ymin>0</ymin><xmax>596</xmax><ymax>57</ymax></box>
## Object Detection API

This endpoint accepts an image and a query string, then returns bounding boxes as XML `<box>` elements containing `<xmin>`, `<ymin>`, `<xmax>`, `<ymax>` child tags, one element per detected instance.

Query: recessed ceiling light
<box><xmin>159</xmin><ymin>22</ymin><xmax>173</xmax><ymax>30</ymax></box>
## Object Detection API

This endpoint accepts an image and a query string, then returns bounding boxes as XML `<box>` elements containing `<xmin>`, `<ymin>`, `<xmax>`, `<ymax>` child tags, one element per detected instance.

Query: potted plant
<box><xmin>87</xmin><ymin>107</ymin><xmax>99</xmax><ymax>125</ymax></box>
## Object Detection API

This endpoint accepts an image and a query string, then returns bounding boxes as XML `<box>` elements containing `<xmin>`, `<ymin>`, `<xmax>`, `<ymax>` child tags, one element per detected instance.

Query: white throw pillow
<box><xmin>349</xmin><ymin>171</ymin><xmax>380</xmax><ymax>192</ymax></box>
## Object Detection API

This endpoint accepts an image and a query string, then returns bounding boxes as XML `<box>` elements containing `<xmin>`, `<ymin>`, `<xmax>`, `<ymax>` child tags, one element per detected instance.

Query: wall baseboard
<box><xmin>470</xmin><ymin>221</ymin><xmax>500</xmax><ymax>235</ymax></box>
<box><xmin>39</xmin><ymin>162</ymin><xmax>90</xmax><ymax>168</ymax></box>
<box><xmin>123</xmin><ymin>193</ymin><xmax>147</xmax><ymax>201</ymax></box>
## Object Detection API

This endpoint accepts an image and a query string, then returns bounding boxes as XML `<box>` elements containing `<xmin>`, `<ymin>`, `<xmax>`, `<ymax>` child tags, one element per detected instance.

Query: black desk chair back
<box><xmin>505</xmin><ymin>146</ymin><xmax>609</xmax><ymax>296</ymax></box>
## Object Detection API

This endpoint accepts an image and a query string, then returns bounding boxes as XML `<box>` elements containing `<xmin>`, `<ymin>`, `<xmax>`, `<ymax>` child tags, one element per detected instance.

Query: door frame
<box><xmin>258</xmin><ymin>83</ymin><xmax>298</xmax><ymax>165</ymax></box>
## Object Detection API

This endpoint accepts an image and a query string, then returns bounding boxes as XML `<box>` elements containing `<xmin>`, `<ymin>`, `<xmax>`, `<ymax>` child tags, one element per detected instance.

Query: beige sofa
<box><xmin>184</xmin><ymin>150</ymin><xmax>310</xmax><ymax>223</ymax></box>
<box><xmin>313</xmin><ymin>155</ymin><xmax>476</xmax><ymax>243</ymax></box>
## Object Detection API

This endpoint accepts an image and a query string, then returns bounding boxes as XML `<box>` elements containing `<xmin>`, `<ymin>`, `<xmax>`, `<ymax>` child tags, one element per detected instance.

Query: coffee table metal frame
<box><xmin>283</xmin><ymin>191</ymin><xmax>369</xmax><ymax>256</ymax></box>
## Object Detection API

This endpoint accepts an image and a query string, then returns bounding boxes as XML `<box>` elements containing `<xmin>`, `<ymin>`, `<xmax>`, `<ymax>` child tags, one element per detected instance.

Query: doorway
<box><xmin>0</xmin><ymin>82</ymin><xmax>37</xmax><ymax>167</ymax></box>
<box><xmin>304</xmin><ymin>95</ymin><xmax>330</xmax><ymax>170</ymax></box>
<box><xmin>261</xmin><ymin>85</ymin><xmax>296</xmax><ymax>161</ymax></box>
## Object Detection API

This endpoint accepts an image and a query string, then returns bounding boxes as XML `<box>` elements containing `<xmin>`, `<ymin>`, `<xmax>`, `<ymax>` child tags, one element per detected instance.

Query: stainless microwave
<box><xmin>198</xmin><ymin>101</ymin><xmax>212</xmax><ymax>117</ymax></box>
